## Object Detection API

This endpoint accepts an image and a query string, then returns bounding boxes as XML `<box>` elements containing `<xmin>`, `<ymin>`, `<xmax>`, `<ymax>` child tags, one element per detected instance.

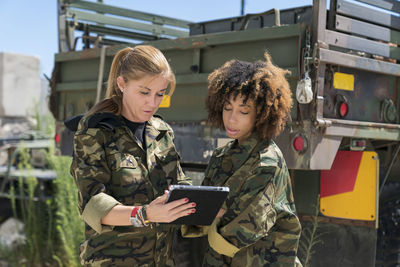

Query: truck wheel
<box><xmin>376</xmin><ymin>182</ymin><xmax>400</xmax><ymax>266</ymax></box>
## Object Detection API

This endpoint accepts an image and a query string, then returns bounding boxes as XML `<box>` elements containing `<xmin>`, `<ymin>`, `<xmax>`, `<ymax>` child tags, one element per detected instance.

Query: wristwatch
<box><xmin>141</xmin><ymin>205</ymin><xmax>150</xmax><ymax>226</ymax></box>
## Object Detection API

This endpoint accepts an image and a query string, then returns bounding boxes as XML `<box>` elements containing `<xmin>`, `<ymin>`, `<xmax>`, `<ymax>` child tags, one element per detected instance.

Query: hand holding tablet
<box><xmin>165</xmin><ymin>185</ymin><xmax>229</xmax><ymax>225</ymax></box>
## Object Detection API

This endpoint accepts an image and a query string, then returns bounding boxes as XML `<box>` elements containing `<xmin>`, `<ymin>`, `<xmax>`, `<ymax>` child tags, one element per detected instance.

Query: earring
<box><xmin>120</xmin><ymin>89</ymin><xmax>124</xmax><ymax>93</ymax></box>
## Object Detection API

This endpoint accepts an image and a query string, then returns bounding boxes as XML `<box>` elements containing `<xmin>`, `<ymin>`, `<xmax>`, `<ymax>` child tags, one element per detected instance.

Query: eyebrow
<box><xmin>225</xmin><ymin>100</ymin><xmax>251</xmax><ymax>107</ymax></box>
<box><xmin>139</xmin><ymin>86</ymin><xmax>167</xmax><ymax>92</ymax></box>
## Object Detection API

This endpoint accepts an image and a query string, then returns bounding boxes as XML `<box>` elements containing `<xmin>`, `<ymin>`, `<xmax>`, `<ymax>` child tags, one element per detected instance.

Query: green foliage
<box><xmin>47</xmin><ymin>151</ymin><xmax>84</xmax><ymax>266</ymax></box>
<box><xmin>0</xmin><ymin>244</ymin><xmax>20</xmax><ymax>266</ymax></box>
<box><xmin>33</xmin><ymin>100</ymin><xmax>55</xmax><ymax>136</ymax></box>
<box><xmin>5</xmin><ymin>147</ymin><xmax>53</xmax><ymax>266</ymax></box>
<box><xmin>0</xmin><ymin>84</ymin><xmax>84</xmax><ymax>266</ymax></box>
<box><xmin>298</xmin><ymin>195</ymin><xmax>326</xmax><ymax>267</ymax></box>
<box><xmin>3</xmin><ymin>145</ymin><xmax>84</xmax><ymax>266</ymax></box>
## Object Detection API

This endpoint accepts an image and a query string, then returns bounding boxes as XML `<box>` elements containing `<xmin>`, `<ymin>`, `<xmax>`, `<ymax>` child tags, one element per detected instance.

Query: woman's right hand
<box><xmin>146</xmin><ymin>191</ymin><xmax>196</xmax><ymax>223</ymax></box>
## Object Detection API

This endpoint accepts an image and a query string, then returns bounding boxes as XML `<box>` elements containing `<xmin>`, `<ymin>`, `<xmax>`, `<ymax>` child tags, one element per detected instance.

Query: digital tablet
<box><xmin>165</xmin><ymin>185</ymin><xmax>229</xmax><ymax>225</ymax></box>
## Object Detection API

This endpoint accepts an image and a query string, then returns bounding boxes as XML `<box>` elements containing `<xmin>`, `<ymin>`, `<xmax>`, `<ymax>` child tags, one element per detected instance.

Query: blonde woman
<box><xmin>70</xmin><ymin>45</ymin><xmax>195</xmax><ymax>266</ymax></box>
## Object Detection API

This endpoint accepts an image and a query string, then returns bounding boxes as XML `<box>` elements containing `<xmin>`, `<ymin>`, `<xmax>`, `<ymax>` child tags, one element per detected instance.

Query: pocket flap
<box><xmin>120</xmin><ymin>154</ymin><xmax>138</xmax><ymax>168</ymax></box>
<box><xmin>156</xmin><ymin>149</ymin><xmax>180</xmax><ymax>163</ymax></box>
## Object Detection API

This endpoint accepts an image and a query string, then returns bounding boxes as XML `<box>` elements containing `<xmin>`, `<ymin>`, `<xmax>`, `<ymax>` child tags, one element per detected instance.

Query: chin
<box><xmin>226</xmin><ymin>133</ymin><xmax>236</xmax><ymax>140</ymax></box>
<box><xmin>141</xmin><ymin>114</ymin><xmax>153</xmax><ymax>122</ymax></box>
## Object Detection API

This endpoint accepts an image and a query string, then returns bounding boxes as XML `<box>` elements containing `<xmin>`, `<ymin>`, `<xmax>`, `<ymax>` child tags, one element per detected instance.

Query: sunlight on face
<box><xmin>222</xmin><ymin>94</ymin><xmax>256</xmax><ymax>144</ymax></box>
<box><xmin>117</xmin><ymin>75</ymin><xmax>169</xmax><ymax>122</ymax></box>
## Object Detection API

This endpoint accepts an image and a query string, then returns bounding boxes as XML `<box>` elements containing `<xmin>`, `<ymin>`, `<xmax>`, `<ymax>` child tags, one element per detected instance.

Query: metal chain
<box><xmin>304</xmin><ymin>27</ymin><xmax>312</xmax><ymax>78</ymax></box>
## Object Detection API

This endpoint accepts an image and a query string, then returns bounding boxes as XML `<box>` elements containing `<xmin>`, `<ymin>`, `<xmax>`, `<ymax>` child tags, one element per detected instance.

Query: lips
<box><xmin>226</xmin><ymin>128</ymin><xmax>239</xmax><ymax>136</ymax></box>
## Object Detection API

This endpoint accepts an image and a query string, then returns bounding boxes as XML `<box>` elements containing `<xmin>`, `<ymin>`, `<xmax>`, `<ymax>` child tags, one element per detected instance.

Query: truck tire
<box><xmin>376</xmin><ymin>182</ymin><xmax>400</xmax><ymax>266</ymax></box>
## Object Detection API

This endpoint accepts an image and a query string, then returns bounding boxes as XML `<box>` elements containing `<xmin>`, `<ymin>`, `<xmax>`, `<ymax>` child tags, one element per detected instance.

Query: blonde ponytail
<box><xmin>106</xmin><ymin>47</ymin><xmax>132</xmax><ymax>99</ymax></box>
<box><xmin>87</xmin><ymin>45</ymin><xmax>175</xmax><ymax>117</ymax></box>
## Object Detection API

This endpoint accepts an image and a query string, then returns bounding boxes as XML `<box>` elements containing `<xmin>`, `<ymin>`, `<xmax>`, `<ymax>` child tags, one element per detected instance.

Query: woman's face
<box><xmin>117</xmin><ymin>75</ymin><xmax>169</xmax><ymax>122</ymax></box>
<box><xmin>222</xmin><ymin>94</ymin><xmax>257</xmax><ymax>144</ymax></box>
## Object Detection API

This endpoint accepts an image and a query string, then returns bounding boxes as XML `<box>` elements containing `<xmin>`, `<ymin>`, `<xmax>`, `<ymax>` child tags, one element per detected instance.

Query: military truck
<box><xmin>50</xmin><ymin>0</ymin><xmax>400</xmax><ymax>265</ymax></box>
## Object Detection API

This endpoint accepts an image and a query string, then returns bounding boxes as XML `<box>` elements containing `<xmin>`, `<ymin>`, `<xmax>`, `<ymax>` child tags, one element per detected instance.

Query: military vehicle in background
<box><xmin>50</xmin><ymin>0</ymin><xmax>400</xmax><ymax>265</ymax></box>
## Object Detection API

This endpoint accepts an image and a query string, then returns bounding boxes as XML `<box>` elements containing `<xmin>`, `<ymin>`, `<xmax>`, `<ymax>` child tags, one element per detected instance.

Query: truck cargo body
<box><xmin>51</xmin><ymin>0</ymin><xmax>400</xmax><ymax>265</ymax></box>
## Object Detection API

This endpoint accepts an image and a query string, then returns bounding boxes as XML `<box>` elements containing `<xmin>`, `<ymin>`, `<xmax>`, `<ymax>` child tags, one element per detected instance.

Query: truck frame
<box><xmin>51</xmin><ymin>0</ymin><xmax>400</xmax><ymax>265</ymax></box>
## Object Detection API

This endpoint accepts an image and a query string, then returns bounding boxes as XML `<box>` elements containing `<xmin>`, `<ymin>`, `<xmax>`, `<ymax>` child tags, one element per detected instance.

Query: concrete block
<box><xmin>0</xmin><ymin>52</ymin><xmax>41</xmax><ymax>117</ymax></box>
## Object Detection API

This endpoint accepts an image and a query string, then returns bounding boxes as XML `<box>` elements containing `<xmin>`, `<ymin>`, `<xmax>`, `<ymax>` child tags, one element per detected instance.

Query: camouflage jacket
<box><xmin>70</xmin><ymin>112</ymin><xmax>191</xmax><ymax>266</ymax></box>
<box><xmin>202</xmin><ymin>135</ymin><xmax>302</xmax><ymax>267</ymax></box>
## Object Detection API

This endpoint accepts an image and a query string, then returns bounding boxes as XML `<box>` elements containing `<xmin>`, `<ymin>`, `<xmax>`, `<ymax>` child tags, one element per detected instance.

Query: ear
<box><xmin>116</xmin><ymin>76</ymin><xmax>125</xmax><ymax>91</ymax></box>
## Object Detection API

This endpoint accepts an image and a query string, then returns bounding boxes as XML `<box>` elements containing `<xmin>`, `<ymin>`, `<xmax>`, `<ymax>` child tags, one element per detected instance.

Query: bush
<box><xmin>2</xmin><ymin>146</ymin><xmax>84</xmax><ymax>267</ymax></box>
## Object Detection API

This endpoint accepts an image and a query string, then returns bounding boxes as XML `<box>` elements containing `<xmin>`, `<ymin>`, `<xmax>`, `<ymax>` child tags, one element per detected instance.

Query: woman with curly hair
<box><xmin>183</xmin><ymin>52</ymin><xmax>302</xmax><ymax>266</ymax></box>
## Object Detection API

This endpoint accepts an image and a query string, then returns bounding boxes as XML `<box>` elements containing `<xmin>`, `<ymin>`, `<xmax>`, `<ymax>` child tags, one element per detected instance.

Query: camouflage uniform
<box><xmin>201</xmin><ymin>134</ymin><xmax>302</xmax><ymax>267</ymax></box>
<box><xmin>70</xmin><ymin>112</ymin><xmax>191</xmax><ymax>267</ymax></box>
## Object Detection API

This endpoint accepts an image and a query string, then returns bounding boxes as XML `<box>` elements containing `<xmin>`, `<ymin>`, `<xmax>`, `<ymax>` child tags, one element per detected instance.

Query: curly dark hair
<box><xmin>206</xmin><ymin>52</ymin><xmax>293</xmax><ymax>140</ymax></box>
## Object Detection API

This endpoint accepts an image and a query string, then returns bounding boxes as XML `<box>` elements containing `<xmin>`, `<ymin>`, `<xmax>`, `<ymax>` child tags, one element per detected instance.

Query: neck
<box><xmin>121</xmin><ymin>109</ymin><xmax>146</xmax><ymax>123</ymax></box>
<box><xmin>237</xmin><ymin>132</ymin><xmax>253</xmax><ymax>145</ymax></box>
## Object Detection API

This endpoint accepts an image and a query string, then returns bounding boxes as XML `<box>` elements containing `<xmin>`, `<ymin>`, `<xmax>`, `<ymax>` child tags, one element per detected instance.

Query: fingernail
<box><xmin>191</xmin><ymin>203</ymin><xmax>196</xmax><ymax>207</ymax></box>
<box><xmin>191</xmin><ymin>209</ymin><xmax>196</xmax><ymax>213</ymax></box>
<box><xmin>184</xmin><ymin>198</ymin><xmax>189</xmax><ymax>202</ymax></box>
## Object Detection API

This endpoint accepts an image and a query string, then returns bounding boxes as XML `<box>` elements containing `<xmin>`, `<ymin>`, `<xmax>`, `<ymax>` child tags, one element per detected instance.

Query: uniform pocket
<box><xmin>116</xmin><ymin>154</ymin><xmax>144</xmax><ymax>186</ymax></box>
<box><xmin>109</xmin><ymin>153</ymin><xmax>149</xmax><ymax>204</ymax></box>
<box><xmin>155</xmin><ymin>149</ymin><xmax>180</xmax><ymax>185</ymax></box>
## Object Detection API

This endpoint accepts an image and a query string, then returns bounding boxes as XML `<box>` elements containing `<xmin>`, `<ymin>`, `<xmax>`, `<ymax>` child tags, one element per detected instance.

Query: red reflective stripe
<box><xmin>320</xmin><ymin>151</ymin><xmax>363</xmax><ymax>197</ymax></box>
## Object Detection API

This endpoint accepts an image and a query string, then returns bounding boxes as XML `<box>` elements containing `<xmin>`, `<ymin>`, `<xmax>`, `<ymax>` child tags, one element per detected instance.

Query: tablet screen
<box><xmin>165</xmin><ymin>185</ymin><xmax>229</xmax><ymax>225</ymax></box>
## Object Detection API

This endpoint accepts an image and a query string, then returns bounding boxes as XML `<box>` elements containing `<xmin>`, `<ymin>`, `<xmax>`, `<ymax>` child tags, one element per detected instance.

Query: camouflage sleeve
<box><xmin>70</xmin><ymin>130</ymin><xmax>121</xmax><ymax>233</ymax></box>
<box><xmin>201</xmin><ymin>150</ymin><xmax>219</xmax><ymax>187</ymax></box>
<box><xmin>165</xmin><ymin>123</ymin><xmax>192</xmax><ymax>185</ymax></box>
<box><xmin>201</xmin><ymin>167</ymin><xmax>212</xmax><ymax>186</ymax></box>
<box><xmin>217</xmin><ymin>166</ymin><xmax>278</xmax><ymax>248</ymax></box>
<box><xmin>176</xmin><ymin>159</ymin><xmax>192</xmax><ymax>185</ymax></box>
<box><xmin>272</xmin><ymin>164</ymin><xmax>302</xmax><ymax>250</ymax></box>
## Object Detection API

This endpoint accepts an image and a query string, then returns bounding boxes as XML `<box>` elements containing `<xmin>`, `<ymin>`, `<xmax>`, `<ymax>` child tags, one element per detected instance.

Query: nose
<box><xmin>228</xmin><ymin>112</ymin><xmax>236</xmax><ymax>124</ymax></box>
<box><xmin>147</xmin><ymin>95</ymin><xmax>158</xmax><ymax>108</ymax></box>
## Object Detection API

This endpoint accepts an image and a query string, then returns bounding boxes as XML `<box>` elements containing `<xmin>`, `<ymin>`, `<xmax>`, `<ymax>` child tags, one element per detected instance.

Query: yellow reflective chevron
<box><xmin>320</xmin><ymin>151</ymin><xmax>378</xmax><ymax>221</ymax></box>
<box><xmin>160</xmin><ymin>95</ymin><xmax>171</xmax><ymax>108</ymax></box>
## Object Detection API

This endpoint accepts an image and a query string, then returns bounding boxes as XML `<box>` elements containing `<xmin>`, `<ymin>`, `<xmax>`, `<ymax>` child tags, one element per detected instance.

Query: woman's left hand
<box><xmin>216</xmin><ymin>208</ymin><xmax>226</xmax><ymax>218</ymax></box>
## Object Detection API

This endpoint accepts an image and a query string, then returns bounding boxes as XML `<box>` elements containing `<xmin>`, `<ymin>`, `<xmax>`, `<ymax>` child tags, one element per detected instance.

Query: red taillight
<box><xmin>293</xmin><ymin>136</ymin><xmax>305</xmax><ymax>151</ymax></box>
<box><xmin>356</xmin><ymin>140</ymin><xmax>366</xmax><ymax>147</ymax></box>
<box><xmin>339</xmin><ymin>102</ymin><xmax>349</xmax><ymax>117</ymax></box>
<box><xmin>55</xmin><ymin>133</ymin><xmax>61</xmax><ymax>144</ymax></box>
